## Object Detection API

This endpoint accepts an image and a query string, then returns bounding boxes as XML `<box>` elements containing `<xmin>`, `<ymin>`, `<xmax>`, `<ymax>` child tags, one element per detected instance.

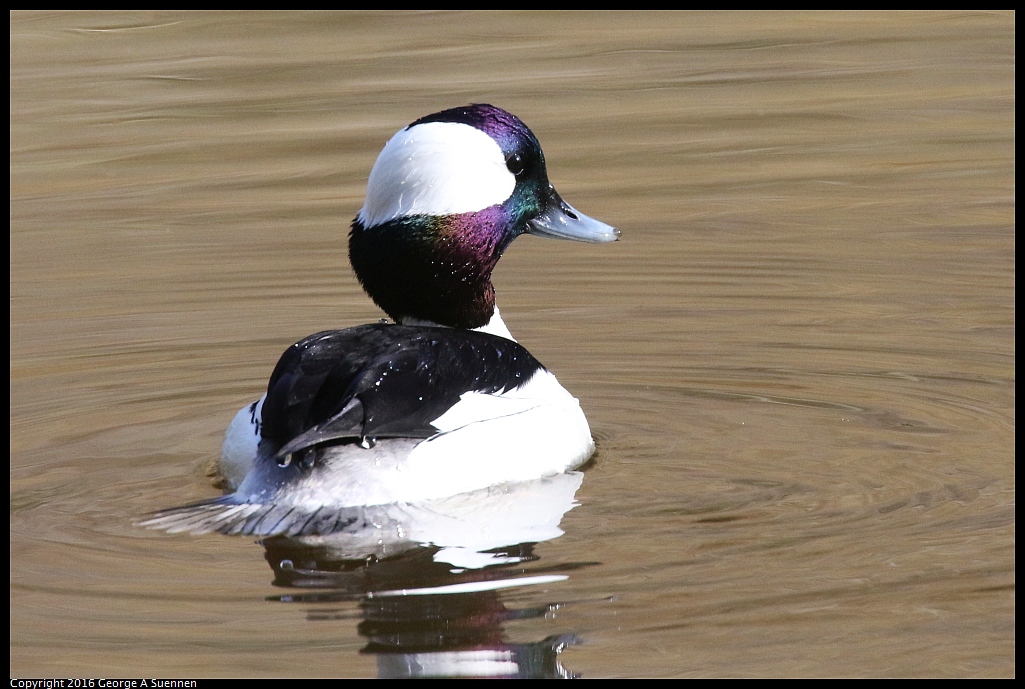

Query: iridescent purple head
<box><xmin>350</xmin><ymin>104</ymin><xmax>617</xmax><ymax>329</ymax></box>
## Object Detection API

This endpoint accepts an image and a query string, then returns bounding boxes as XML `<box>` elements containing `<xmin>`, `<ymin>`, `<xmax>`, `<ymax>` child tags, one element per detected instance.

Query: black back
<box><xmin>260</xmin><ymin>323</ymin><xmax>545</xmax><ymax>459</ymax></box>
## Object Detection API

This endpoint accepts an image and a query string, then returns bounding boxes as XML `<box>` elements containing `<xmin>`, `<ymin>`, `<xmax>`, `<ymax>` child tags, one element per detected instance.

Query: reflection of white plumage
<box><xmin>146</xmin><ymin>104</ymin><xmax>617</xmax><ymax>536</ymax></box>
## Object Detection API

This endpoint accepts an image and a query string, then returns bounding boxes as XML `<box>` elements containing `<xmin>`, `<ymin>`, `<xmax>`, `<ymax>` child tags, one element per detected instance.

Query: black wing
<box><xmin>259</xmin><ymin>323</ymin><xmax>545</xmax><ymax>459</ymax></box>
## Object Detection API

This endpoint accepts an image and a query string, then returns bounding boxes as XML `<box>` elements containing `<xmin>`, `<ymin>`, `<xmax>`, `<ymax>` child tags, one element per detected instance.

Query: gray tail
<box><xmin>139</xmin><ymin>497</ymin><xmax>365</xmax><ymax>537</ymax></box>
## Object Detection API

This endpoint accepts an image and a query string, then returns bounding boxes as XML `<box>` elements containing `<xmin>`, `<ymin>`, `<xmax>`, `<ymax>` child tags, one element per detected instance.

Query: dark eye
<box><xmin>505</xmin><ymin>153</ymin><xmax>525</xmax><ymax>176</ymax></box>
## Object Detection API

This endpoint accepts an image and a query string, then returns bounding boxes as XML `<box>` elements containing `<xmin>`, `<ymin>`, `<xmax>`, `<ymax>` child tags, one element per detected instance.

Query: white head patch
<box><xmin>357</xmin><ymin>121</ymin><xmax>516</xmax><ymax>228</ymax></box>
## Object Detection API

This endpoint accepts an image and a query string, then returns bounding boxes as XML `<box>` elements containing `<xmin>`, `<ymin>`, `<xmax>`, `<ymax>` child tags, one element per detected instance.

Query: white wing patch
<box><xmin>357</xmin><ymin>121</ymin><xmax>515</xmax><ymax>228</ymax></box>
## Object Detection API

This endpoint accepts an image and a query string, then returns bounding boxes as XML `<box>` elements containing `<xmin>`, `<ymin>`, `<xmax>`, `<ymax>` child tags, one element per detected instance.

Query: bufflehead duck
<box><xmin>147</xmin><ymin>104</ymin><xmax>617</xmax><ymax>536</ymax></box>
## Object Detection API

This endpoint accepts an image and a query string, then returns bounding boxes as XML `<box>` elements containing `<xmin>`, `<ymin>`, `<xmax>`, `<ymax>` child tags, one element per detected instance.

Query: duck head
<box><xmin>349</xmin><ymin>104</ymin><xmax>618</xmax><ymax>330</ymax></box>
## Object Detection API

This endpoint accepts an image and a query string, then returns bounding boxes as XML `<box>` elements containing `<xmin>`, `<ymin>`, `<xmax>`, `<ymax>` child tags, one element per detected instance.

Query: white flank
<box><xmin>219</xmin><ymin>394</ymin><xmax>265</xmax><ymax>490</ymax></box>
<box><xmin>357</xmin><ymin>121</ymin><xmax>515</xmax><ymax>228</ymax></box>
<box><xmin>394</xmin><ymin>369</ymin><xmax>594</xmax><ymax>499</ymax></box>
<box><xmin>427</xmin><ymin>370</ymin><xmax>571</xmax><ymax>433</ymax></box>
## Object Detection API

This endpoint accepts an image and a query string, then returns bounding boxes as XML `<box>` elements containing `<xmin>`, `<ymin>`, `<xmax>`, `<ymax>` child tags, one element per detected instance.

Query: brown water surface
<box><xmin>10</xmin><ymin>11</ymin><xmax>1014</xmax><ymax>678</ymax></box>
